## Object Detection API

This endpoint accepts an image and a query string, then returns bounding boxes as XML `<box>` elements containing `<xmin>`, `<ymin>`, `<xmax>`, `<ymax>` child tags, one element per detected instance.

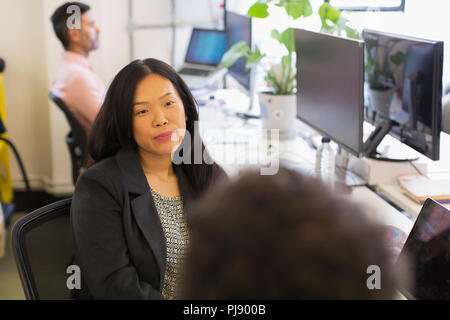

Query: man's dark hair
<box><xmin>51</xmin><ymin>2</ymin><xmax>90</xmax><ymax>49</ymax></box>
<box><xmin>180</xmin><ymin>167</ymin><xmax>408</xmax><ymax>299</ymax></box>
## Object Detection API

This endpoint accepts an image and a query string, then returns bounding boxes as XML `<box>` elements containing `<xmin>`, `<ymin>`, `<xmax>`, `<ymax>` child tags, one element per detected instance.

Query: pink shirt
<box><xmin>50</xmin><ymin>51</ymin><xmax>106</xmax><ymax>134</ymax></box>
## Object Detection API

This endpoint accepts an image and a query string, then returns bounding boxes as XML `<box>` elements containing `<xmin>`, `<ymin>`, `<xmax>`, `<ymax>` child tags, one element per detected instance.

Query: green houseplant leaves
<box><xmin>219</xmin><ymin>0</ymin><xmax>359</xmax><ymax>95</ymax></box>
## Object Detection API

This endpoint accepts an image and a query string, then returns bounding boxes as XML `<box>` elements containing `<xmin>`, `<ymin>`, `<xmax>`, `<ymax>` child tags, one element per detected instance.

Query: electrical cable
<box><xmin>0</xmin><ymin>137</ymin><xmax>31</xmax><ymax>193</ymax></box>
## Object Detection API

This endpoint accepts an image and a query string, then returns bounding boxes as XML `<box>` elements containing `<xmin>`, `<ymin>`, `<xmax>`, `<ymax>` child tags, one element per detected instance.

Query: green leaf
<box><xmin>390</xmin><ymin>51</ymin><xmax>405</xmax><ymax>66</ymax></box>
<box><xmin>280</xmin><ymin>28</ymin><xmax>295</xmax><ymax>52</ymax></box>
<box><xmin>344</xmin><ymin>26</ymin><xmax>359</xmax><ymax>39</ymax></box>
<box><xmin>246</xmin><ymin>49</ymin><xmax>265</xmax><ymax>70</ymax></box>
<box><xmin>325</xmin><ymin>4</ymin><xmax>340</xmax><ymax>22</ymax></box>
<box><xmin>284</xmin><ymin>0</ymin><xmax>313</xmax><ymax>20</ymax></box>
<box><xmin>271</xmin><ymin>29</ymin><xmax>282</xmax><ymax>42</ymax></box>
<box><xmin>265</xmin><ymin>70</ymin><xmax>282</xmax><ymax>93</ymax></box>
<box><xmin>319</xmin><ymin>2</ymin><xmax>341</xmax><ymax>30</ymax></box>
<box><xmin>281</xmin><ymin>54</ymin><xmax>291</xmax><ymax>68</ymax></box>
<box><xmin>218</xmin><ymin>41</ymin><xmax>249</xmax><ymax>69</ymax></box>
<box><xmin>248</xmin><ymin>2</ymin><xmax>270</xmax><ymax>18</ymax></box>
<box><xmin>272</xmin><ymin>28</ymin><xmax>294</xmax><ymax>53</ymax></box>
<box><xmin>304</xmin><ymin>1</ymin><xmax>313</xmax><ymax>17</ymax></box>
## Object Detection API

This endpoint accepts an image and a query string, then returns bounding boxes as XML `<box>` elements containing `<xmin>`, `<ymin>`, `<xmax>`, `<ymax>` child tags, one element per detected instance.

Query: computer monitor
<box><xmin>185</xmin><ymin>28</ymin><xmax>227</xmax><ymax>66</ymax></box>
<box><xmin>362</xmin><ymin>29</ymin><xmax>443</xmax><ymax>160</ymax></box>
<box><xmin>295</xmin><ymin>29</ymin><xmax>365</xmax><ymax>157</ymax></box>
<box><xmin>224</xmin><ymin>11</ymin><xmax>252</xmax><ymax>90</ymax></box>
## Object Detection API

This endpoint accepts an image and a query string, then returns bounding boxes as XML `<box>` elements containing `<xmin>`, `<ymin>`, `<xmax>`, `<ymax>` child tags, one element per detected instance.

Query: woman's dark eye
<box><xmin>136</xmin><ymin>109</ymin><xmax>148</xmax><ymax>115</ymax></box>
<box><xmin>165</xmin><ymin>101</ymin><xmax>175</xmax><ymax>107</ymax></box>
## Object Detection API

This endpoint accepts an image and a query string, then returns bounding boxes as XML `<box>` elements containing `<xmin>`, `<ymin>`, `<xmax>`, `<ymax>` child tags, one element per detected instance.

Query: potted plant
<box><xmin>219</xmin><ymin>0</ymin><xmax>359</xmax><ymax>139</ymax></box>
<box><xmin>364</xmin><ymin>36</ymin><xmax>405</xmax><ymax>116</ymax></box>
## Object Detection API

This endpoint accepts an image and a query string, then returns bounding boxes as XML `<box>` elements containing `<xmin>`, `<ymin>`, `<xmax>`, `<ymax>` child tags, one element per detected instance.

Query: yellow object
<box><xmin>0</xmin><ymin>73</ymin><xmax>13</xmax><ymax>203</ymax></box>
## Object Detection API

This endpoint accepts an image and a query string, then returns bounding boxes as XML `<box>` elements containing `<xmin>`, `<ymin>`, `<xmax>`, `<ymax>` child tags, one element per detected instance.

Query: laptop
<box><xmin>178</xmin><ymin>28</ymin><xmax>227</xmax><ymax>89</ymax></box>
<box><xmin>396</xmin><ymin>198</ymin><xmax>450</xmax><ymax>299</ymax></box>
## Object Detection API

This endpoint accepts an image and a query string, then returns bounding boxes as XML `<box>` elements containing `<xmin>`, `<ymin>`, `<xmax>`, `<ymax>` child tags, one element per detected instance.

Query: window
<box><xmin>326</xmin><ymin>0</ymin><xmax>405</xmax><ymax>12</ymax></box>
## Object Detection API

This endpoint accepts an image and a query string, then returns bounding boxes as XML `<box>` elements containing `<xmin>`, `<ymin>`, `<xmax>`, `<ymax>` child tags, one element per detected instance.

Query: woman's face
<box><xmin>132</xmin><ymin>73</ymin><xmax>187</xmax><ymax>157</ymax></box>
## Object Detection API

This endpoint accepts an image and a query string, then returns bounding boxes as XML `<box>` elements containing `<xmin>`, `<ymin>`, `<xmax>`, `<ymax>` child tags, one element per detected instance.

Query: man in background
<box><xmin>50</xmin><ymin>2</ymin><xmax>106</xmax><ymax>135</ymax></box>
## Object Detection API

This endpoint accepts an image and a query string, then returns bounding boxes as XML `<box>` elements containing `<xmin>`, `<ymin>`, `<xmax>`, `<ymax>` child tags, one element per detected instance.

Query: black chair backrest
<box><xmin>49</xmin><ymin>92</ymin><xmax>88</xmax><ymax>184</ymax></box>
<box><xmin>12</xmin><ymin>198</ymin><xmax>75</xmax><ymax>300</ymax></box>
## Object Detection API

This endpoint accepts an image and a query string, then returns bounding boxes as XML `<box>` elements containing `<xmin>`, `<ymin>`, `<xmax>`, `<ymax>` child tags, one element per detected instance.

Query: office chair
<box><xmin>12</xmin><ymin>198</ymin><xmax>76</xmax><ymax>300</ymax></box>
<box><xmin>49</xmin><ymin>93</ymin><xmax>88</xmax><ymax>184</ymax></box>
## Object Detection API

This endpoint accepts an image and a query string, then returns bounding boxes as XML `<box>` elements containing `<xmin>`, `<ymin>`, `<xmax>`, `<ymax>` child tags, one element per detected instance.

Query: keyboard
<box><xmin>179</xmin><ymin>67</ymin><xmax>212</xmax><ymax>76</ymax></box>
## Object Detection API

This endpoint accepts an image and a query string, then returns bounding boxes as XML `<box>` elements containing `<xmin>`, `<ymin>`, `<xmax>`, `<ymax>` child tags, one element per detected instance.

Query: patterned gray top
<box><xmin>150</xmin><ymin>187</ymin><xmax>189</xmax><ymax>300</ymax></box>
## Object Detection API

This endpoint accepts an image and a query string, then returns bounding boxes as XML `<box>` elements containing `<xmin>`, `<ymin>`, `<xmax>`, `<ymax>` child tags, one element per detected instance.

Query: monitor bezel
<box><xmin>361</xmin><ymin>28</ymin><xmax>443</xmax><ymax>161</ymax></box>
<box><xmin>396</xmin><ymin>198</ymin><xmax>450</xmax><ymax>300</ymax></box>
<box><xmin>295</xmin><ymin>29</ymin><xmax>365</xmax><ymax>157</ymax></box>
<box><xmin>225</xmin><ymin>11</ymin><xmax>252</xmax><ymax>90</ymax></box>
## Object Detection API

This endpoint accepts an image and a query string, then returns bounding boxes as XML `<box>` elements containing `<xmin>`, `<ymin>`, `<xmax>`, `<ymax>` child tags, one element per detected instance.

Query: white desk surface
<box><xmin>200</xmin><ymin>89</ymin><xmax>450</xmax><ymax>225</ymax></box>
<box><xmin>199</xmin><ymin>106</ymin><xmax>414</xmax><ymax>236</ymax></box>
<box><xmin>377</xmin><ymin>183</ymin><xmax>450</xmax><ymax>219</ymax></box>
<box><xmin>347</xmin><ymin>186</ymin><xmax>413</xmax><ymax>234</ymax></box>
<box><xmin>375</xmin><ymin>132</ymin><xmax>450</xmax><ymax>219</ymax></box>
<box><xmin>198</xmin><ymin>89</ymin><xmax>450</xmax><ymax>301</ymax></box>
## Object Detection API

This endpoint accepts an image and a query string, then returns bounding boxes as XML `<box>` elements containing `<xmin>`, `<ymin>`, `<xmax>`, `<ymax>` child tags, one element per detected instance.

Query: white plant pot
<box><xmin>259</xmin><ymin>92</ymin><xmax>297</xmax><ymax>139</ymax></box>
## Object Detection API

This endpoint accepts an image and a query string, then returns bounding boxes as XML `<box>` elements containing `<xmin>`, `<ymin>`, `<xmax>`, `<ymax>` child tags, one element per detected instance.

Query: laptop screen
<box><xmin>397</xmin><ymin>198</ymin><xmax>450</xmax><ymax>299</ymax></box>
<box><xmin>185</xmin><ymin>28</ymin><xmax>227</xmax><ymax>66</ymax></box>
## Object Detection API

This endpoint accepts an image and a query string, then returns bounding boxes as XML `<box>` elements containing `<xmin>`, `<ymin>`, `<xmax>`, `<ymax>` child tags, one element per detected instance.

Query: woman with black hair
<box><xmin>70</xmin><ymin>58</ymin><xmax>226</xmax><ymax>299</ymax></box>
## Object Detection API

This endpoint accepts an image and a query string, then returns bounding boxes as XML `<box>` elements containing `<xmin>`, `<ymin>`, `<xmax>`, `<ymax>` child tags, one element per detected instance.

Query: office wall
<box><xmin>131</xmin><ymin>0</ymin><xmax>223</xmax><ymax>68</ymax></box>
<box><xmin>0</xmin><ymin>0</ymin><xmax>222</xmax><ymax>195</ymax></box>
<box><xmin>0</xmin><ymin>0</ymin><xmax>53</xmax><ymax>191</ymax></box>
<box><xmin>43</xmin><ymin>0</ymin><xmax>130</xmax><ymax>194</ymax></box>
<box><xmin>0</xmin><ymin>0</ymin><xmax>130</xmax><ymax>195</ymax></box>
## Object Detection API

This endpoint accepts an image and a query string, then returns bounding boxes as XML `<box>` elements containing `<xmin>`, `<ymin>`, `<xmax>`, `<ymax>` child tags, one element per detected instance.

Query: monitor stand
<box><xmin>335</xmin><ymin>147</ymin><xmax>367</xmax><ymax>189</ymax></box>
<box><xmin>363</xmin><ymin>119</ymin><xmax>419</xmax><ymax>162</ymax></box>
<box><xmin>224</xmin><ymin>66</ymin><xmax>261</xmax><ymax>120</ymax></box>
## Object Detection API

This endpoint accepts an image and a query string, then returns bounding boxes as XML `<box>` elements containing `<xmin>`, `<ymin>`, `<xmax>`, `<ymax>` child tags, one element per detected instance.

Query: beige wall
<box><xmin>0</xmin><ymin>0</ymin><xmax>52</xmax><ymax>191</ymax></box>
<box><xmin>43</xmin><ymin>0</ymin><xmax>130</xmax><ymax>194</ymax></box>
<box><xmin>0</xmin><ymin>0</ymin><xmax>220</xmax><ymax>195</ymax></box>
<box><xmin>0</xmin><ymin>0</ymin><xmax>130</xmax><ymax>195</ymax></box>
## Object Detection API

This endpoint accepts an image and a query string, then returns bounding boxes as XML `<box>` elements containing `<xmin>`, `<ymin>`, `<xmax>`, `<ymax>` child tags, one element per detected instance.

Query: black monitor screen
<box><xmin>397</xmin><ymin>199</ymin><xmax>450</xmax><ymax>299</ymax></box>
<box><xmin>295</xmin><ymin>29</ymin><xmax>365</xmax><ymax>156</ymax></box>
<box><xmin>225</xmin><ymin>11</ymin><xmax>251</xmax><ymax>90</ymax></box>
<box><xmin>362</xmin><ymin>29</ymin><xmax>443</xmax><ymax>160</ymax></box>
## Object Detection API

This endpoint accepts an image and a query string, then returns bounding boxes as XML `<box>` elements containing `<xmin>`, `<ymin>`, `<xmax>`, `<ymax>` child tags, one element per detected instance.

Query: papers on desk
<box><xmin>398</xmin><ymin>175</ymin><xmax>450</xmax><ymax>204</ymax></box>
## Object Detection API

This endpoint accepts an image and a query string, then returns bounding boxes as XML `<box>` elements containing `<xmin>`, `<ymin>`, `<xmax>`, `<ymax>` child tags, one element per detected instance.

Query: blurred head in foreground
<box><xmin>180</xmin><ymin>166</ymin><xmax>409</xmax><ymax>299</ymax></box>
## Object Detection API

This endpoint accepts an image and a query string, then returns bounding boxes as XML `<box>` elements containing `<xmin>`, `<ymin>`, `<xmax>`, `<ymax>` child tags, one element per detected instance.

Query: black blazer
<box><xmin>70</xmin><ymin>145</ymin><xmax>196</xmax><ymax>299</ymax></box>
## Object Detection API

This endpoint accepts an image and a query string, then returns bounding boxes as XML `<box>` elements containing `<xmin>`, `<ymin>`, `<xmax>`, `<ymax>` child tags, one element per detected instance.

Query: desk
<box><xmin>199</xmin><ymin>102</ymin><xmax>416</xmax><ymax>300</ymax></box>
<box><xmin>199</xmin><ymin>105</ymin><xmax>414</xmax><ymax>237</ymax></box>
<box><xmin>375</xmin><ymin>132</ymin><xmax>450</xmax><ymax>218</ymax></box>
<box><xmin>376</xmin><ymin>183</ymin><xmax>450</xmax><ymax>219</ymax></box>
<box><xmin>201</xmin><ymin>89</ymin><xmax>450</xmax><ymax>218</ymax></box>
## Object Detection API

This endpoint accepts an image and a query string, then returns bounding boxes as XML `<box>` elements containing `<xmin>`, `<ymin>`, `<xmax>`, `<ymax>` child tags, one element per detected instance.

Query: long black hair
<box><xmin>89</xmin><ymin>58</ymin><xmax>225</xmax><ymax>196</ymax></box>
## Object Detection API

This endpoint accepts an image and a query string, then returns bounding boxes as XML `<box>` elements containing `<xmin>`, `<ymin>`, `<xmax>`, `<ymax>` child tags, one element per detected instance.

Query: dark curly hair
<box><xmin>179</xmin><ymin>166</ymin><xmax>407</xmax><ymax>299</ymax></box>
